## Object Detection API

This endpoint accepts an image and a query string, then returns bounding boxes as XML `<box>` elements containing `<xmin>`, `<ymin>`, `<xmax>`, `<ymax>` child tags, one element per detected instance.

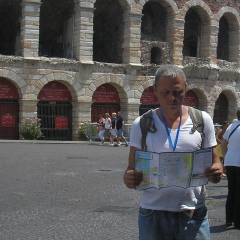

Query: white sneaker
<box><xmin>99</xmin><ymin>143</ymin><xmax>104</xmax><ymax>146</ymax></box>
<box><xmin>108</xmin><ymin>144</ymin><xmax>114</xmax><ymax>146</ymax></box>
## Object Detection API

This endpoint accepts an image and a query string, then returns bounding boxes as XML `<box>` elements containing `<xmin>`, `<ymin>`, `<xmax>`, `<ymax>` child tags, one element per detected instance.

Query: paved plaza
<box><xmin>0</xmin><ymin>141</ymin><xmax>239</xmax><ymax>240</ymax></box>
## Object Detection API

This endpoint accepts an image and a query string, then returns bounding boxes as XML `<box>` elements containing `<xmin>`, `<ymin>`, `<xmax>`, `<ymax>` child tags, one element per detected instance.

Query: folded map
<box><xmin>134</xmin><ymin>149</ymin><xmax>213</xmax><ymax>190</ymax></box>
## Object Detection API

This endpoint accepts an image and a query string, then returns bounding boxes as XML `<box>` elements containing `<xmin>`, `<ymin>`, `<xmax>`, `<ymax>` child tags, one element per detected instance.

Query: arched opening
<box><xmin>91</xmin><ymin>84</ymin><xmax>121</xmax><ymax>122</ymax></box>
<box><xmin>183</xmin><ymin>90</ymin><xmax>199</xmax><ymax>108</ymax></box>
<box><xmin>141</xmin><ymin>1</ymin><xmax>167</xmax><ymax>41</ymax></box>
<box><xmin>93</xmin><ymin>0</ymin><xmax>124</xmax><ymax>63</ymax></box>
<box><xmin>39</xmin><ymin>0</ymin><xmax>74</xmax><ymax>58</ymax></box>
<box><xmin>151</xmin><ymin>47</ymin><xmax>161</xmax><ymax>64</ymax></box>
<box><xmin>183</xmin><ymin>8</ymin><xmax>201</xmax><ymax>57</ymax></box>
<box><xmin>217</xmin><ymin>16</ymin><xmax>229</xmax><ymax>61</ymax></box>
<box><xmin>37</xmin><ymin>81</ymin><xmax>72</xmax><ymax>140</ymax></box>
<box><xmin>213</xmin><ymin>93</ymin><xmax>228</xmax><ymax>124</ymax></box>
<box><xmin>139</xmin><ymin>86</ymin><xmax>159</xmax><ymax>115</ymax></box>
<box><xmin>0</xmin><ymin>78</ymin><xmax>19</xmax><ymax>139</ymax></box>
<box><xmin>0</xmin><ymin>0</ymin><xmax>21</xmax><ymax>56</ymax></box>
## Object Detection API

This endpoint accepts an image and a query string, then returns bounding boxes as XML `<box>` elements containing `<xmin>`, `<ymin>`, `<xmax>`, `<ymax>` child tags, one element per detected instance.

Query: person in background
<box><xmin>115</xmin><ymin>111</ymin><xmax>129</xmax><ymax>147</ymax></box>
<box><xmin>109</xmin><ymin>112</ymin><xmax>117</xmax><ymax>146</ymax></box>
<box><xmin>216</xmin><ymin>121</ymin><xmax>229</xmax><ymax>176</ymax></box>
<box><xmin>99</xmin><ymin>113</ymin><xmax>111</xmax><ymax>146</ymax></box>
<box><xmin>221</xmin><ymin>109</ymin><xmax>240</xmax><ymax>229</ymax></box>
<box><xmin>123</xmin><ymin>64</ymin><xmax>223</xmax><ymax>240</ymax></box>
<box><xmin>97</xmin><ymin>115</ymin><xmax>105</xmax><ymax>145</ymax></box>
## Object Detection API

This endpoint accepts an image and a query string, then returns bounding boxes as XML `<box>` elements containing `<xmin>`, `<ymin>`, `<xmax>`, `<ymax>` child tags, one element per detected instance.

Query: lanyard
<box><xmin>160</xmin><ymin>108</ymin><xmax>182</xmax><ymax>152</ymax></box>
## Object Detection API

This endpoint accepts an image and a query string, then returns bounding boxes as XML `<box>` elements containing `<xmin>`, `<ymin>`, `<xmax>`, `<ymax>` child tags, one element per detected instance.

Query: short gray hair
<box><xmin>154</xmin><ymin>64</ymin><xmax>186</xmax><ymax>86</ymax></box>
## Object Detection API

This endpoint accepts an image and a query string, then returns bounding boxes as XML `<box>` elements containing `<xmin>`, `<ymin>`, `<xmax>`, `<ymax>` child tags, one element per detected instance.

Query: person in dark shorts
<box><xmin>115</xmin><ymin>111</ymin><xmax>128</xmax><ymax>147</ymax></box>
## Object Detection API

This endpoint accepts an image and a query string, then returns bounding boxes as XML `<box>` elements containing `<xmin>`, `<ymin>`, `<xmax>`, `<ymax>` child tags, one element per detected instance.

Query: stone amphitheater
<box><xmin>0</xmin><ymin>0</ymin><xmax>240</xmax><ymax>140</ymax></box>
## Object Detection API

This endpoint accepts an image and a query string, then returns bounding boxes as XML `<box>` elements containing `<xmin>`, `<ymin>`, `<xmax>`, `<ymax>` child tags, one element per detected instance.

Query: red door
<box><xmin>91</xmin><ymin>84</ymin><xmax>120</xmax><ymax>122</ymax></box>
<box><xmin>0</xmin><ymin>78</ymin><xmax>19</xmax><ymax>139</ymax></box>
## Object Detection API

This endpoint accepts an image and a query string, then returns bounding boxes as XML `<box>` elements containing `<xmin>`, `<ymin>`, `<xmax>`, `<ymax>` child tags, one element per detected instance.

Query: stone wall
<box><xmin>0</xmin><ymin>0</ymin><xmax>240</xmax><ymax>140</ymax></box>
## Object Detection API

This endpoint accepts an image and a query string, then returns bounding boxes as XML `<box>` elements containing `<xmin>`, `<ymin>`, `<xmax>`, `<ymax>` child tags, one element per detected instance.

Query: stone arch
<box><xmin>136</xmin><ymin>78</ymin><xmax>155</xmax><ymax>103</ymax></box>
<box><xmin>93</xmin><ymin>0</ymin><xmax>127</xmax><ymax>63</ymax></box>
<box><xmin>35</xmin><ymin>72</ymin><xmax>78</xmax><ymax>101</ymax></box>
<box><xmin>84</xmin><ymin>0</ymin><xmax>130</xmax><ymax>11</ymax></box>
<box><xmin>216</xmin><ymin>7</ymin><xmax>240</xmax><ymax>62</ymax></box>
<box><xmin>88</xmin><ymin>75</ymin><xmax>131</xmax><ymax>122</ymax></box>
<box><xmin>210</xmin><ymin>84</ymin><xmax>237</xmax><ymax>102</ymax></box>
<box><xmin>219</xmin><ymin>88</ymin><xmax>238</xmax><ymax>122</ymax></box>
<box><xmin>139</xmin><ymin>0</ymin><xmax>178</xmax><ymax>42</ymax></box>
<box><xmin>88</xmin><ymin>74</ymin><xmax>129</xmax><ymax>103</ymax></box>
<box><xmin>0</xmin><ymin>68</ymin><xmax>26</xmax><ymax>98</ymax></box>
<box><xmin>39</xmin><ymin>0</ymin><xmax>75</xmax><ymax>58</ymax></box>
<box><xmin>182</xmin><ymin>0</ymin><xmax>213</xmax><ymax>58</ymax></box>
<box><xmin>216</xmin><ymin>7</ymin><xmax>240</xmax><ymax>26</ymax></box>
<box><xmin>186</xmin><ymin>87</ymin><xmax>208</xmax><ymax>111</ymax></box>
<box><xmin>210</xmin><ymin>85</ymin><xmax>237</xmax><ymax>122</ymax></box>
<box><xmin>87</xmin><ymin>0</ymin><xmax>131</xmax><ymax>11</ymax></box>
<box><xmin>0</xmin><ymin>0</ymin><xmax>21</xmax><ymax>56</ymax></box>
<box><xmin>136</xmin><ymin>0</ymin><xmax>178</xmax><ymax>14</ymax></box>
<box><xmin>182</xmin><ymin>0</ymin><xmax>213</xmax><ymax>18</ymax></box>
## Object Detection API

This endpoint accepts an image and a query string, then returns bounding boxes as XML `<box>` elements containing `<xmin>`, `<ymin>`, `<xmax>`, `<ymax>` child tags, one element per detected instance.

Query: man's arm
<box><xmin>123</xmin><ymin>146</ymin><xmax>143</xmax><ymax>189</ymax></box>
<box><xmin>122</xmin><ymin>120</ymin><xmax>124</xmax><ymax>129</ymax></box>
<box><xmin>216</xmin><ymin>128</ymin><xmax>223</xmax><ymax>144</ymax></box>
<box><xmin>221</xmin><ymin>138</ymin><xmax>228</xmax><ymax>157</ymax></box>
<box><xmin>204</xmin><ymin>147</ymin><xmax>223</xmax><ymax>183</ymax></box>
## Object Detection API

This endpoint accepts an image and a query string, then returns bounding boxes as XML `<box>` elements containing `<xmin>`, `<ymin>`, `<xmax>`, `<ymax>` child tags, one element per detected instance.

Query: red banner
<box><xmin>92</xmin><ymin>84</ymin><xmax>120</xmax><ymax>103</ymax></box>
<box><xmin>140</xmin><ymin>86</ymin><xmax>158</xmax><ymax>104</ymax></box>
<box><xmin>55</xmin><ymin>116</ymin><xmax>68</xmax><ymax>129</ymax></box>
<box><xmin>38</xmin><ymin>81</ymin><xmax>72</xmax><ymax>101</ymax></box>
<box><xmin>1</xmin><ymin>114</ymin><xmax>16</xmax><ymax>127</ymax></box>
<box><xmin>0</xmin><ymin>78</ymin><xmax>18</xmax><ymax>99</ymax></box>
<box><xmin>183</xmin><ymin>91</ymin><xmax>198</xmax><ymax>106</ymax></box>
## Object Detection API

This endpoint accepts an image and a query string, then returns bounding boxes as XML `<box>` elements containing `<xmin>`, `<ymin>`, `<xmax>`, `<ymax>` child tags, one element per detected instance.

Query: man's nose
<box><xmin>167</xmin><ymin>92</ymin><xmax>176</xmax><ymax>100</ymax></box>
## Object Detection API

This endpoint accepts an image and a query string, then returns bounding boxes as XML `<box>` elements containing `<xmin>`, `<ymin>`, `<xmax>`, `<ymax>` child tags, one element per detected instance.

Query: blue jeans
<box><xmin>138</xmin><ymin>206</ymin><xmax>210</xmax><ymax>240</ymax></box>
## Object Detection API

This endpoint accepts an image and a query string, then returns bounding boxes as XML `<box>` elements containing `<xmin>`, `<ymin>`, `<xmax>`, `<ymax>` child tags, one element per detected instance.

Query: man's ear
<box><xmin>153</xmin><ymin>85</ymin><xmax>157</xmax><ymax>97</ymax></box>
<box><xmin>184</xmin><ymin>82</ymin><xmax>188</xmax><ymax>93</ymax></box>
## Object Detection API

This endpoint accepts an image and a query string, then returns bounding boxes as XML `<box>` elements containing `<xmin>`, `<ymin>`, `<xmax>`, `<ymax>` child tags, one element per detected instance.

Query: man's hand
<box><xmin>204</xmin><ymin>162</ymin><xmax>223</xmax><ymax>183</ymax></box>
<box><xmin>124</xmin><ymin>170</ymin><xmax>143</xmax><ymax>189</ymax></box>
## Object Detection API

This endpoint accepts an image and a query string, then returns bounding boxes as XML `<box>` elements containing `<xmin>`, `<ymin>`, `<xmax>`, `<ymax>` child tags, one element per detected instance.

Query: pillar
<box><xmin>172</xmin><ymin>19</ymin><xmax>185</xmax><ymax>66</ymax></box>
<box><xmin>74</xmin><ymin>5</ymin><xmax>94</xmax><ymax>62</ymax></box>
<box><xmin>73</xmin><ymin>101</ymin><xmax>92</xmax><ymax>140</ymax></box>
<box><xmin>21</xmin><ymin>0</ymin><xmax>41</xmax><ymax>58</ymax></box>
<box><xmin>122</xmin><ymin>12</ymin><xmax>142</xmax><ymax>65</ymax></box>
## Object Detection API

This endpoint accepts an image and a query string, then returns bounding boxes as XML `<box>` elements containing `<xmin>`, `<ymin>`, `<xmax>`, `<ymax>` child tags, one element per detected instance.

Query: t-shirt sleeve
<box><xmin>223</xmin><ymin>124</ymin><xmax>234</xmax><ymax>141</ymax></box>
<box><xmin>202</xmin><ymin>111</ymin><xmax>217</xmax><ymax>148</ymax></box>
<box><xmin>129</xmin><ymin>116</ymin><xmax>142</xmax><ymax>149</ymax></box>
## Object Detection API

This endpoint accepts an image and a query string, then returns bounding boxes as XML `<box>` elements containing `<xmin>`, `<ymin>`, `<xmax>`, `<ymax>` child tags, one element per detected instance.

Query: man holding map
<box><xmin>123</xmin><ymin>64</ymin><xmax>223</xmax><ymax>240</ymax></box>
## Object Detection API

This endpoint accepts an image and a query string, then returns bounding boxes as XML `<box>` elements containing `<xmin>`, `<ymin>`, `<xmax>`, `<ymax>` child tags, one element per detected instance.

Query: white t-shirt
<box><xmin>223</xmin><ymin>120</ymin><xmax>240</xmax><ymax>167</ymax></box>
<box><xmin>105</xmin><ymin>118</ymin><xmax>111</xmax><ymax>129</ymax></box>
<box><xmin>129</xmin><ymin>108</ymin><xmax>217</xmax><ymax>211</ymax></box>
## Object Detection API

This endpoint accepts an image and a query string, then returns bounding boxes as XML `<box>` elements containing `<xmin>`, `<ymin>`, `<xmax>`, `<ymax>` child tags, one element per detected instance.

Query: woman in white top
<box><xmin>99</xmin><ymin>113</ymin><xmax>111</xmax><ymax>146</ymax></box>
<box><xmin>221</xmin><ymin>109</ymin><xmax>240</xmax><ymax>229</ymax></box>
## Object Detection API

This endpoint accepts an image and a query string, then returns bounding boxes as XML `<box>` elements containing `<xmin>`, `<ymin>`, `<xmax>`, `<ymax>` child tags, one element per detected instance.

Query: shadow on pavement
<box><xmin>210</xmin><ymin>224</ymin><xmax>228</xmax><ymax>233</ymax></box>
<box><xmin>207</xmin><ymin>194</ymin><xmax>227</xmax><ymax>199</ymax></box>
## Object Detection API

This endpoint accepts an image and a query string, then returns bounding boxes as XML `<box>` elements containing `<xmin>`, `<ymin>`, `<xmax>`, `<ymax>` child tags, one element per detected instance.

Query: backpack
<box><xmin>140</xmin><ymin>107</ymin><xmax>205</xmax><ymax>151</ymax></box>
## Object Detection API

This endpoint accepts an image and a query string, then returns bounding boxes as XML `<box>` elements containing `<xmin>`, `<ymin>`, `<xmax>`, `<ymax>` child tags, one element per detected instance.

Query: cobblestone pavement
<box><xmin>0</xmin><ymin>141</ymin><xmax>239</xmax><ymax>240</ymax></box>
